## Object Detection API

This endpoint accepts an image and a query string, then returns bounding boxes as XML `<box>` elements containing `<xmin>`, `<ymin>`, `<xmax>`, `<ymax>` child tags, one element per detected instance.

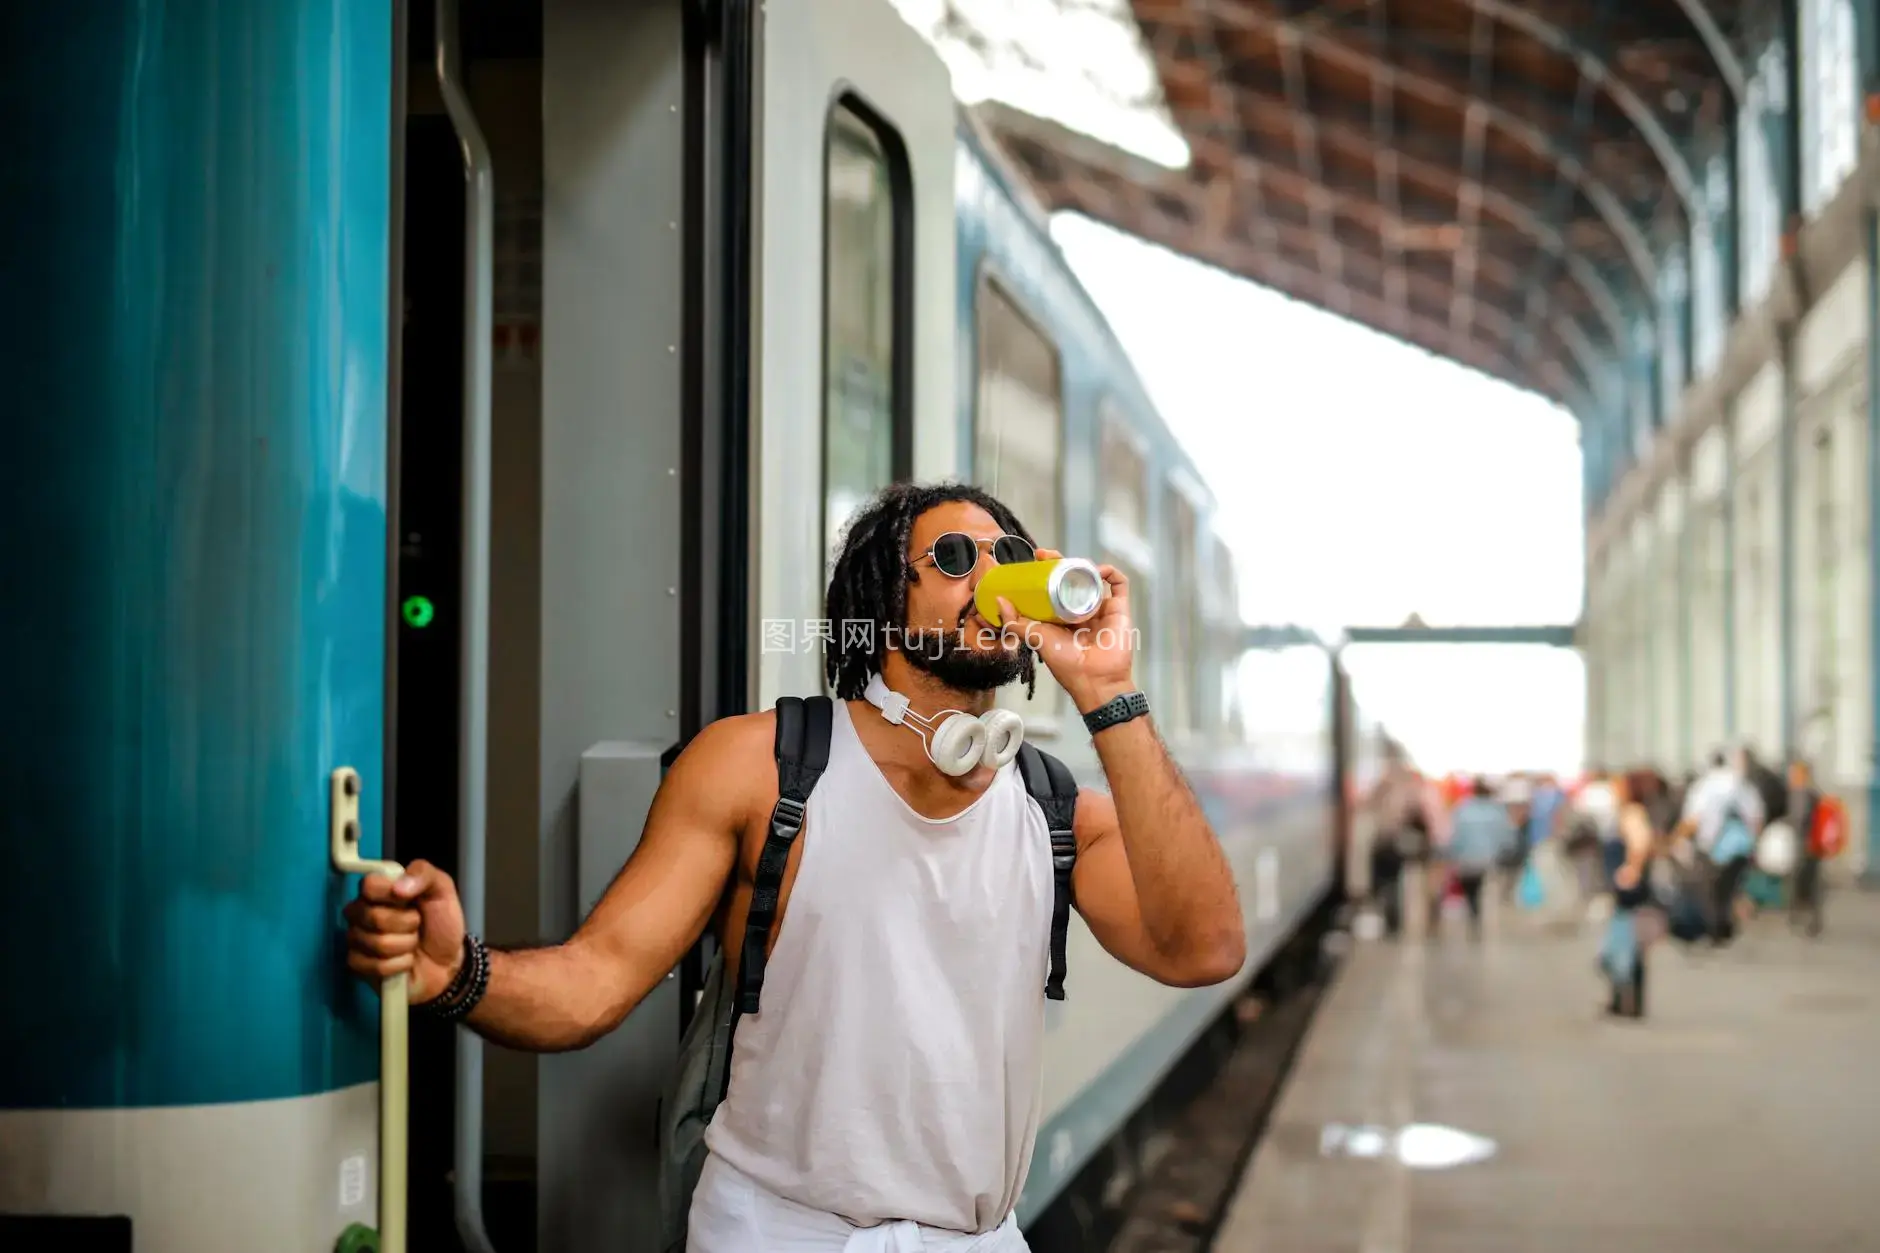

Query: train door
<box><xmin>748</xmin><ymin>0</ymin><xmax>960</xmax><ymax>710</ymax></box>
<box><xmin>385</xmin><ymin>3</ymin><xmax>960</xmax><ymax>1253</ymax></box>
<box><xmin>523</xmin><ymin>3</ymin><xmax>959</xmax><ymax>1247</ymax></box>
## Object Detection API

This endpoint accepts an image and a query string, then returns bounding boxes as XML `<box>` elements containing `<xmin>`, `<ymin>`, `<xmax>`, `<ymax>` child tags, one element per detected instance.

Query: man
<box><xmin>1444</xmin><ymin>777</ymin><xmax>1517</xmax><ymax>940</ymax></box>
<box><xmin>1674</xmin><ymin>748</ymin><xmax>1764</xmax><ymax>943</ymax></box>
<box><xmin>1521</xmin><ymin>771</ymin><xmax>1574</xmax><ymax>921</ymax></box>
<box><xmin>343</xmin><ymin>483</ymin><xmax>1247</xmax><ymax>1250</ymax></box>
<box><xmin>1364</xmin><ymin>746</ymin><xmax>1424</xmax><ymax>937</ymax></box>
<box><xmin>1527</xmin><ymin>773</ymin><xmax>1565</xmax><ymax>851</ymax></box>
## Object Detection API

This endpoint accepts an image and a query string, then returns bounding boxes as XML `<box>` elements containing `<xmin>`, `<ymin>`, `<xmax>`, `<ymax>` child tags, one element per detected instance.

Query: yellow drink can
<box><xmin>974</xmin><ymin>558</ymin><xmax>1106</xmax><ymax>626</ymax></box>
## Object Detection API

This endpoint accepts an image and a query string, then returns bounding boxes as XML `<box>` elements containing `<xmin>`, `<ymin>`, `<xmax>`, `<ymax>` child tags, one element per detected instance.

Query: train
<box><xmin>0</xmin><ymin>2</ymin><xmax>1388</xmax><ymax>1251</ymax></box>
<box><xmin>948</xmin><ymin>102</ymin><xmax>1390</xmax><ymax>1239</ymax></box>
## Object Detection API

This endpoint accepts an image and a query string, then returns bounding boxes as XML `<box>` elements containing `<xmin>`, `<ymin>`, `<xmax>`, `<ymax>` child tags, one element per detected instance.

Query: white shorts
<box><xmin>686</xmin><ymin>1153</ymin><xmax>1031</xmax><ymax>1253</ymax></box>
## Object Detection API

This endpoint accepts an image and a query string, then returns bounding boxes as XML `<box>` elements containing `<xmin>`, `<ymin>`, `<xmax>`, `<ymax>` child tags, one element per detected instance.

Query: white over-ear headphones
<box><xmin>862</xmin><ymin>672</ymin><xmax>1025</xmax><ymax>777</ymax></box>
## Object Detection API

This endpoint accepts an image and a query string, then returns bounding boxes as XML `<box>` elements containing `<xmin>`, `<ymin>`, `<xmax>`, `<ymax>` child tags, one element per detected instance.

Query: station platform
<box><xmin>1213</xmin><ymin>880</ymin><xmax>1880</xmax><ymax>1253</ymax></box>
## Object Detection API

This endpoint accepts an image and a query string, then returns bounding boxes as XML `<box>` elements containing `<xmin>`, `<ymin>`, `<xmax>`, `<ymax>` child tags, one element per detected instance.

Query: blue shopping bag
<box><xmin>1518</xmin><ymin>859</ymin><xmax>1544</xmax><ymax>910</ymax></box>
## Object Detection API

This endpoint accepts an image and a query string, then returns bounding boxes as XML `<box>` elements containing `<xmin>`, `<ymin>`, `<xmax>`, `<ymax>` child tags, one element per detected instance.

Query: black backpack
<box><xmin>655</xmin><ymin>695</ymin><xmax>1079</xmax><ymax>1251</ymax></box>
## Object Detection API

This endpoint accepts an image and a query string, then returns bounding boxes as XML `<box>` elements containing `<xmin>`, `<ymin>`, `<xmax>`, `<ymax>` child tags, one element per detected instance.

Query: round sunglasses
<box><xmin>914</xmin><ymin>532</ymin><xmax>1035</xmax><ymax>578</ymax></box>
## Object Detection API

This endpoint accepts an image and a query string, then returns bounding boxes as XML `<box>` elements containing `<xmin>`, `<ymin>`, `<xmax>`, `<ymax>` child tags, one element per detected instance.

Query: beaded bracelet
<box><xmin>432</xmin><ymin>935</ymin><xmax>491</xmax><ymax>1024</ymax></box>
<box><xmin>423</xmin><ymin>934</ymin><xmax>477</xmax><ymax>1011</ymax></box>
<box><xmin>421</xmin><ymin>933</ymin><xmax>489</xmax><ymax>1021</ymax></box>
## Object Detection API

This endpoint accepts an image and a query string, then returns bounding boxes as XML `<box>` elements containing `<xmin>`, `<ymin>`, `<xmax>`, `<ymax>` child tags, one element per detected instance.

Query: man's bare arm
<box><xmin>1069</xmin><ymin>702</ymin><xmax>1246</xmax><ymax>987</ymax></box>
<box><xmin>471</xmin><ymin>717</ymin><xmax>754</xmax><ymax>1049</ymax></box>
<box><xmin>348</xmin><ymin>714</ymin><xmax>756</xmax><ymax>1052</ymax></box>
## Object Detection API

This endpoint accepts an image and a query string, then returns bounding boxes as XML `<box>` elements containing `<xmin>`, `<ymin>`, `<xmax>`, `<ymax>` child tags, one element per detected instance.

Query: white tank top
<box><xmin>703</xmin><ymin>697</ymin><xmax>1055</xmax><ymax>1234</ymax></box>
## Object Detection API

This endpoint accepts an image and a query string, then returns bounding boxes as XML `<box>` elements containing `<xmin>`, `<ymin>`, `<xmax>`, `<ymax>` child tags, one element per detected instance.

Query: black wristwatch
<box><xmin>1083</xmin><ymin>690</ymin><xmax>1149</xmax><ymax>736</ymax></box>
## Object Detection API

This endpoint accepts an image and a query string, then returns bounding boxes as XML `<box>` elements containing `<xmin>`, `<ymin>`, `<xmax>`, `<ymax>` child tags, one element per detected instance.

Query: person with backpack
<box><xmin>341</xmin><ymin>482</ymin><xmax>1248</xmax><ymax>1252</ymax></box>
<box><xmin>1442</xmin><ymin>777</ymin><xmax>1517</xmax><ymax>940</ymax></box>
<box><xmin>1674</xmin><ymin>748</ymin><xmax>1764</xmax><ymax>943</ymax></box>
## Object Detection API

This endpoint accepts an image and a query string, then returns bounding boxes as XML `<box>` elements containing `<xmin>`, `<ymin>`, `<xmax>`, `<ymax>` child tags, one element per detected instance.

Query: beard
<box><xmin>900</xmin><ymin>615</ymin><xmax>1027</xmax><ymax>692</ymax></box>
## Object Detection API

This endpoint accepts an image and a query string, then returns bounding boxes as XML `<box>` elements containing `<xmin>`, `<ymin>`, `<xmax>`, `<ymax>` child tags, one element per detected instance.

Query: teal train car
<box><xmin>0</xmin><ymin>3</ymin><xmax>394</xmax><ymax>1250</ymax></box>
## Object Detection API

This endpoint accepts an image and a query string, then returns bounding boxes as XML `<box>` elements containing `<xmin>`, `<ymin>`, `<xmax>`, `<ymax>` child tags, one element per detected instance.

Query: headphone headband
<box><xmin>860</xmin><ymin>672</ymin><xmax>1025</xmax><ymax>776</ymax></box>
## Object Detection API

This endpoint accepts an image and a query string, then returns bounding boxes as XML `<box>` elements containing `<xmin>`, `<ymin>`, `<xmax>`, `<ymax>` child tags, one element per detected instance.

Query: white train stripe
<box><xmin>0</xmin><ymin>1083</ymin><xmax>380</xmax><ymax>1252</ymax></box>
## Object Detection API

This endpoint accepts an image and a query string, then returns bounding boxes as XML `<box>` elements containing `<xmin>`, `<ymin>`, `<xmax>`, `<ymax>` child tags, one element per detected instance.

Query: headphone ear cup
<box><xmin>928</xmin><ymin>713</ymin><xmax>987</xmax><ymax>777</ymax></box>
<box><xmin>979</xmin><ymin>708</ymin><xmax>1025</xmax><ymax>768</ymax></box>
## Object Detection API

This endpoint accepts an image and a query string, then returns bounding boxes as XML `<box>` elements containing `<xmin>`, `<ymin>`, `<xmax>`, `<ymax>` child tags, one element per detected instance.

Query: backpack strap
<box><xmin>736</xmin><ymin>695</ymin><xmax>833</xmax><ymax>1016</ymax></box>
<box><xmin>1016</xmin><ymin>743</ymin><xmax>1078</xmax><ymax>1002</ymax></box>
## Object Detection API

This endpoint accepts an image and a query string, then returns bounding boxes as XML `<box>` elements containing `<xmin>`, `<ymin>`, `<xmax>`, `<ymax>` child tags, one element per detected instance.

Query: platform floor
<box><xmin>1214</xmin><ymin>880</ymin><xmax>1880</xmax><ymax>1253</ymax></box>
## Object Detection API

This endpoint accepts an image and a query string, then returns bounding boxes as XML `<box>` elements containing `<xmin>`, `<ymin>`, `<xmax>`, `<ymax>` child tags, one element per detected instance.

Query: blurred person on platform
<box><xmin>1675</xmin><ymin>749</ymin><xmax>1764</xmax><ymax>943</ymax></box>
<box><xmin>1445</xmin><ymin>777</ymin><xmax>1519</xmax><ymax>940</ymax></box>
<box><xmin>1786</xmin><ymin>758</ymin><xmax>1826</xmax><ymax>938</ymax></box>
<box><xmin>1527</xmin><ymin>772</ymin><xmax>1568</xmax><ymax>855</ymax></box>
<box><xmin>1599</xmin><ymin>771</ymin><xmax>1658</xmax><ymax>1018</ymax></box>
<box><xmin>1521</xmin><ymin>772</ymin><xmax>1578</xmax><ymax>922</ymax></box>
<box><xmin>1366</xmin><ymin>748</ymin><xmax>1425</xmax><ymax>937</ymax></box>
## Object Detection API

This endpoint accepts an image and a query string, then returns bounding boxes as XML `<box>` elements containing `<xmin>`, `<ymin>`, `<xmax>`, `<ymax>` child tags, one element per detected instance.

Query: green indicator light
<box><xmin>402</xmin><ymin>595</ymin><xmax>435</xmax><ymax>629</ymax></box>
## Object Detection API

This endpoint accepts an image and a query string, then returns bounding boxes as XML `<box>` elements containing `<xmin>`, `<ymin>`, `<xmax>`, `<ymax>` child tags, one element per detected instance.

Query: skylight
<box><xmin>889</xmin><ymin>0</ymin><xmax>1192</xmax><ymax>169</ymax></box>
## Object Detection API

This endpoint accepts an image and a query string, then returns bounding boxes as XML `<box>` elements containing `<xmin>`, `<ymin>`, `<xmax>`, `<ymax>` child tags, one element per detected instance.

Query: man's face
<box><xmin>898</xmin><ymin>500</ymin><xmax>1028</xmax><ymax>691</ymax></box>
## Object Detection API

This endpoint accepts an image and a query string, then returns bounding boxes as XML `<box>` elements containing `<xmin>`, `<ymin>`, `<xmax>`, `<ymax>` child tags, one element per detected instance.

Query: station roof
<box><xmin>970</xmin><ymin>0</ymin><xmax>1747</xmax><ymax>409</ymax></box>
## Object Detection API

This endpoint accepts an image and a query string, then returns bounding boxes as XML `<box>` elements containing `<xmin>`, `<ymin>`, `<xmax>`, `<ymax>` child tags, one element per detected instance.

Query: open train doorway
<box><xmin>386</xmin><ymin>1</ymin><xmax>543</xmax><ymax>1247</ymax></box>
<box><xmin>391</xmin><ymin>91</ymin><xmax>477</xmax><ymax>1251</ymax></box>
<box><xmin>384</xmin><ymin>0</ymin><xmax>733</xmax><ymax>1248</ymax></box>
<box><xmin>387</xmin><ymin>4</ymin><xmax>515</xmax><ymax>1241</ymax></box>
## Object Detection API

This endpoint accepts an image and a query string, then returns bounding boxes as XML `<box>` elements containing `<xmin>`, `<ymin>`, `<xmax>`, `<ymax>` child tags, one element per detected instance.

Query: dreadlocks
<box><xmin>823</xmin><ymin>481</ymin><xmax>1039</xmax><ymax>701</ymax></box>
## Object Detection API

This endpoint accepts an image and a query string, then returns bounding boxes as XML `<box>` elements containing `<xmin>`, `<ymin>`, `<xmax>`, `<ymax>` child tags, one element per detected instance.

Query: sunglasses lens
<box><xmin>993</xmin><ymin>535</ymin><xmax>1035</xmax><ymax>565</ymax></box>
<box><xmin>930</xmin><ymin>533</ymin><xmax>978</xmax><ymax>577</ymax></box>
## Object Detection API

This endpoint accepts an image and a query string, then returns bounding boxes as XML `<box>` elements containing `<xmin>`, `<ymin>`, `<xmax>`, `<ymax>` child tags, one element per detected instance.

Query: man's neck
<box><xmin>877</xmin><ymin>652</ymin><xmax>995</xmax><ymax>717</ymax></box>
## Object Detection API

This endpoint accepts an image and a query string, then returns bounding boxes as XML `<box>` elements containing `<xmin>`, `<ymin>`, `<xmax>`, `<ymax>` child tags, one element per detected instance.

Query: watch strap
<box><xmin>1082</xmin><ymin>690</ymin><xmax>1149</xmax><ymax>735</ymax></box>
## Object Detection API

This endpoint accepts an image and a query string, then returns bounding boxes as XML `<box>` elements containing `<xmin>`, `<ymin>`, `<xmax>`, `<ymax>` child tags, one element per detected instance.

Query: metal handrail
<box><xmin>331</xmin><ymin>768</ymin><xmax>408</xmax><ymax>1253</ymax></box>
<box><xmin>434</xmin><ymin>0</ymin><xmax>497</xmax><ymax>1249</ymax></box>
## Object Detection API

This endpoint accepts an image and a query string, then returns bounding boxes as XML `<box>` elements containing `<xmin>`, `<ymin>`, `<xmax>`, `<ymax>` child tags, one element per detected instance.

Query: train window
<box><xmin>974</xmin><ymin>277</ymin><xmax>1062</xmax><ymax>543</ymax></box>
<box><xmin>1163</xmin><ymin>483</ymin><xmax>1200</xmax><ymax>734</ymax></box>
<box><xmin>1206</xmin><ymin>533</ymin><xmax>1241</xmax><ymax>734</ymax></box>
<box><xmin>822</xmin><ymin>100</ymin><xmax>909</xmax><ymax>571</ymax></box>
<box><xmin>1100</xmin><ymin>404</ymin><xmax>1149</xmax><ymax>541</ymax></box>
<box><xmin>974</xmin><ymin>275</ymin><xmax>1064</xmax><ymax>727</ymax></box>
